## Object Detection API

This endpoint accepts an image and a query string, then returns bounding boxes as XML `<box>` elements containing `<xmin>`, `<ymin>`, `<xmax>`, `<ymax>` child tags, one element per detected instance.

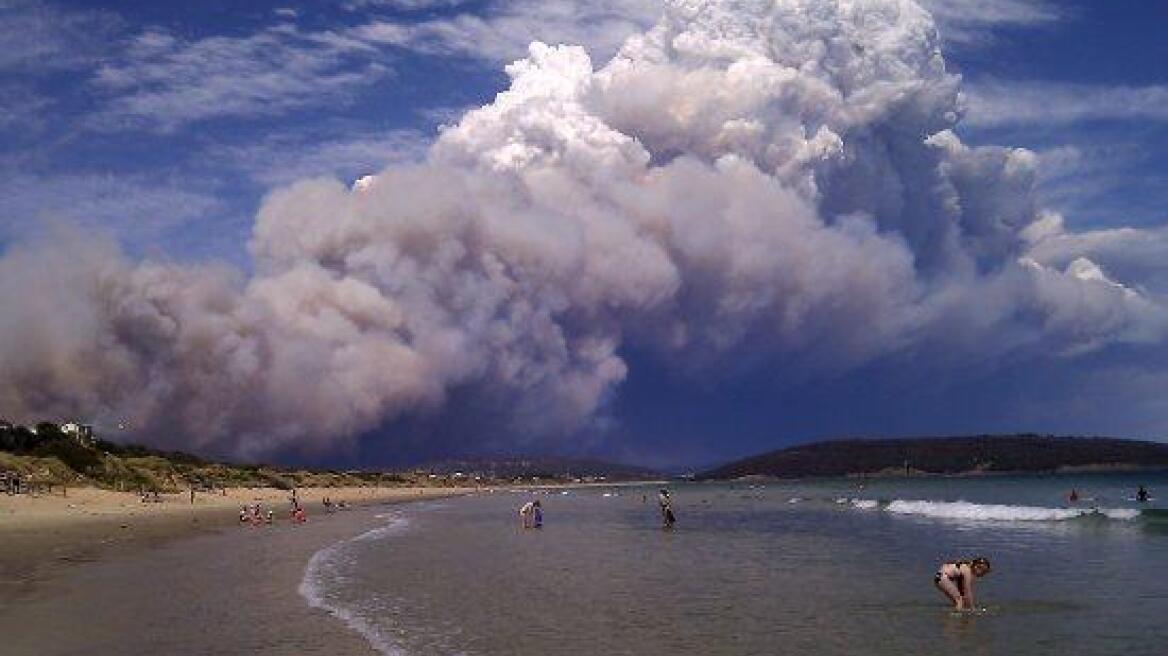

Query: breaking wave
<box><xmin>832</xmin><ymin>498</ymin><xmax>1148</xmax><ymax>522</ymax></box>
<box><xmin>881</xmin><ymin>500</ymin><xmax>1140</xmax><ymax>522</ymax></box>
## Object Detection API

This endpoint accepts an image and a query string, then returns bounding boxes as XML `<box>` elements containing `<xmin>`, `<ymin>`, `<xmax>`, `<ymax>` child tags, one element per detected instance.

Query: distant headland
<box><xmin>698</xmin><ymin>435</ymin><xmax>1168</xmax><ymax>481</ymax></box>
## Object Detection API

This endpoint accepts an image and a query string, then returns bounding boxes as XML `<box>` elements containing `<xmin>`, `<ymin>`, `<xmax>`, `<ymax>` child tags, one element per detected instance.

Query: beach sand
<box><xmin>0</xmin><ymin>485</ymin><xmax>473</xmax><ymax>655</ymax></box>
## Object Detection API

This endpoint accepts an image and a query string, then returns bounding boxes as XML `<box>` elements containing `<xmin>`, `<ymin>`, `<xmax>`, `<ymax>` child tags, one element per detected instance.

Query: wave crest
<box><xmin>882</xmin><ymin>500</ymin><xmax>1140</xmax><ymax>522</ymax></box>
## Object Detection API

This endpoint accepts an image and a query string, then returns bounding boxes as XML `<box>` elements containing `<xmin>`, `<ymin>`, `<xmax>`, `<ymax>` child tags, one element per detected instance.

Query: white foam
<box><xmin>882</xmin><ymin>500</ymin><xmax>1140</xmax><ymax>522</ymax></box>
<box><xmin>299</xmin><ymin>514</ymin><xmax>412</xmax><ymax>656</ymax></box>
<box><xmin>850</xmin><ymin>498</ymin><xmax>878</xmax><ymax>510</ymax></box>
<box><xmin>1097</xmin><ymin>508</ymin><xmax>1141</xmax><ymax>520</ymax></box>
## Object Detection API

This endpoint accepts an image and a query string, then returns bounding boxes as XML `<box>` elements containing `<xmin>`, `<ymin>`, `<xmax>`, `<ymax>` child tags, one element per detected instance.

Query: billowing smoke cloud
<box><xmin>3</xmin><ymin>0</ymin><xmax>1166</xmax><ymax>459</ymax></box>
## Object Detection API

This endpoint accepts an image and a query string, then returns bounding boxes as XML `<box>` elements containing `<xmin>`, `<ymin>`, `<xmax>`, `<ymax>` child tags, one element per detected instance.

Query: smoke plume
<box><xmin>3</xmin><ymin>0</ymin><xmax>1165</xmax><ymax>458</ymax></box>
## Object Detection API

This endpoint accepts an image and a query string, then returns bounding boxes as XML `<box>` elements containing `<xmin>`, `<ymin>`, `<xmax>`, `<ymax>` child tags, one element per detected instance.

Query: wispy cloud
<box><xmin>917</xmin><ymin>0</ymin><xmax>1064</xmax><ymax>47</ymax></box>
<box><xmin>0</xmin><ymin>85</ymin><xmax>51</xmax><ymax>134</ymax></box>
<box><xmin>352</xmin><ymin>0</ymin><xmax>659</xmax><ymax>64</ymax></box>
<box><xmin>0</xmin><ymin>0</ymin><xmax>122</xmax><ymax>74</ymax></box>
<box><xmin>0</xmin><ymin>172</ymin><xmax>225</xmax><ymax>253</ymax></box>
<box><xmin>90</xmin><ymin>24</ymin><xmax>392</xmax><ymax>131</ymax></box>
<box><xmin>1027</xmin><ymin>224</ymin><xmax>1168</xmax><ymax>295</ymax></box>
<box><xmin>342</xmin><ymin>0</ymin><xmax>475</xmax><ymax>11</ymax></box>
<box><xmin>963</xmin><ymin>80</ymin><xmax>1168</xmax><ymax>128</ymax></box>
<box><xmin>213</xmin><ymin>128</ymin><xmax>431</xmax><ymax>188</ymax></box>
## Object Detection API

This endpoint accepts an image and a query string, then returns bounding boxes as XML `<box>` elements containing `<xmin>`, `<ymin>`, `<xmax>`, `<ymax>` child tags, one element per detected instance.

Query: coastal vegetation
<box><xmin>0</xmin><ymin>420</ymin><xmax>416</xmax><ymax>493</ymax></box>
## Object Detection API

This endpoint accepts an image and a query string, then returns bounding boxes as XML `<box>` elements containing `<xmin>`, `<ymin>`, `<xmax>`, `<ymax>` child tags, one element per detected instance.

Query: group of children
<box><xmin>238</xmin><ymin>503</ymin><xmax>275</xmax><ymax>525</ymax></box>
<box><xmin>238</xmin><ymin>497</ymin><xmax>307</xmax><ymax>525</ymax></box>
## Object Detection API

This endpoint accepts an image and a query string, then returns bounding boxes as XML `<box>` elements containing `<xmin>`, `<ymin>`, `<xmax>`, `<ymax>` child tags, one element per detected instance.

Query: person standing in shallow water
<box><xmin>518</xmin><ymin>500</ymin><xmax>535</xmax><ymax>529</ymax></box>
<box><xmin>934</xmin><ymin>557</ymin><xmax>991</xmax><ymax>611</ymax></box>
<box><xmin>658</xmin><ymin>489</ymin><xmax>676</xmax><ymax>529</ymax></box>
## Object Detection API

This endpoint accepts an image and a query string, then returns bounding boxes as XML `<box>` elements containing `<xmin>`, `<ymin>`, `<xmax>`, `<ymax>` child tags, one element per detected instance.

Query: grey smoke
<box><xmin>2</xmin><ymin>0</ymin><xmax>1165</xmax><ymax>458</ymax></box>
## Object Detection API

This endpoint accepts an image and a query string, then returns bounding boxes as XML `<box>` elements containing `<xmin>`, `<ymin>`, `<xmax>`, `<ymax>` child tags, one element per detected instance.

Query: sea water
<box><xmin>302</xmin><ymin>473</ymin><xmax>1168</xmax><ymax>656</ymax></box>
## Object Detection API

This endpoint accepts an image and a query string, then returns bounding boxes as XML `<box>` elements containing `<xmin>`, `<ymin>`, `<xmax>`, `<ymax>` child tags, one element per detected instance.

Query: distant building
<box><xmin>61</xmin><ymin>422</ymin><xmax>95</xmax><ymax>447</ymax></box>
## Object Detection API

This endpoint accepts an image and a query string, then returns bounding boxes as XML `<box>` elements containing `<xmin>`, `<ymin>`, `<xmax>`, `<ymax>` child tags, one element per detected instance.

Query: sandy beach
<box><xmin>0</xmin><ymin>485</ymin><xmax>473</xmax><ymax>655</ymax></box>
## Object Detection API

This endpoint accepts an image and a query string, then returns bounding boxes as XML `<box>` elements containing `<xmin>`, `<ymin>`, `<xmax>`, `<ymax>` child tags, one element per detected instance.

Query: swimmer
<box><xmin>934</xmin><ymin>557</ymin><xmax>991</xmax><ymax>611</ymax></box>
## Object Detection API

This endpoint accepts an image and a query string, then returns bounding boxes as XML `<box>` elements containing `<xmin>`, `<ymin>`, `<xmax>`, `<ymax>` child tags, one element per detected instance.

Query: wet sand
<box><xmin>0</xmin><ymin>486</ymin><xmax>473</xmax><ymax>655</ymax></box>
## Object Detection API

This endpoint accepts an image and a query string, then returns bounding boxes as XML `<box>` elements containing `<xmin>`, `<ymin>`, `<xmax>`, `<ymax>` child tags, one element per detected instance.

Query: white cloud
<box><xmin>963</xmin><ymin>80</ymin><xmax>1168</xmax><ymax>128</ymax></box>
<box><xmin>917</xmin><ymin>0</ymin><xmax>1063</xmax><ymax>47</ymax></box>
<box><xmin>90</xmin><ymin>24</ymin><xmax>392</xmax><ymax>131</ymax></box>
<box><xmin>352</xmin><ymin>0</ymin><xmax>1065</xmax><ymax>65</ymax></box>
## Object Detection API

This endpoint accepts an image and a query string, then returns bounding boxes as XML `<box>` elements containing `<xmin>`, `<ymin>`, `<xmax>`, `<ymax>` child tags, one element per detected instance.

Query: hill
<box><xmin>698</xmin><ymin>435</ymin><xmax>1168</xmax><ymax>480</ymax></box>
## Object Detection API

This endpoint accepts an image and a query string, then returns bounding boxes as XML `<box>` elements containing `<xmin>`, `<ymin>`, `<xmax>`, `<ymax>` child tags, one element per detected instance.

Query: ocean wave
<box><xmin>882</xmin><ymin>500</ymin><xmax>1140</xmax><ymax>522</ymax></box>
<box><xmin>299</xmin><ymin>514</ymin><xmax>412</xmax><ymax>656</ymax></box>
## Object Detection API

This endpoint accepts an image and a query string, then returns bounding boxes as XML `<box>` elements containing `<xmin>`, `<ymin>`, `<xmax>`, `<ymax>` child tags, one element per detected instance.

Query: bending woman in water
<box><xmin>934</xmin><ymin>557</ymin><xmax>991</xmax><ymax>610</ymax></box>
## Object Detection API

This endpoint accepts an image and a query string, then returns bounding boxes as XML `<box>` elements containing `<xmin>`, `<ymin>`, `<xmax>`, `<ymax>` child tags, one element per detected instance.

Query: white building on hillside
<box><xmin>61</xmin><ymin>422</ymin><xmax>95</xmax><ymax>446</ymax></box>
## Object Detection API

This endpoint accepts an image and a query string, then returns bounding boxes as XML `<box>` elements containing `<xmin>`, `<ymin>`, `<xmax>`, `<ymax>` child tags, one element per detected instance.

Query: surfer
<box><xmin>1136</xmin><ymin>485</ymin><xmax>1150</xmax><ymax>503</ymax></box>
<box><xmin>934</xmin><ymin>557</ymin><xmax>991</xmax><ymax>611</ymax></box>
<box><xmin>1068</xmin><ymin>489</ymin><xmax>1079</xmax><ymax>503</ymax></box>
<box><xmin>658</xmin><ymin>489</ymin><xmax>676</xmax><ymax>529</ymax></box>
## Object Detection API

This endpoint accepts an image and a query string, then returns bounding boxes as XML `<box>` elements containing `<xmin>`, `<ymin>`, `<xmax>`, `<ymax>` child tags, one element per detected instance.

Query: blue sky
<box><xmin>2</xmin><ymin>0</ymin><xmax>1168</xmax><ymax>469</ymax></box>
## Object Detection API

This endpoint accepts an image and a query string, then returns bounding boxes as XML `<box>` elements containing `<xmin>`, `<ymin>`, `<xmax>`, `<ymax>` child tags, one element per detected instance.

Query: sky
<box><xmin>1</xmin><ymin>0</ymin><xmax>1167</xmax><ymax>470</ymax></box>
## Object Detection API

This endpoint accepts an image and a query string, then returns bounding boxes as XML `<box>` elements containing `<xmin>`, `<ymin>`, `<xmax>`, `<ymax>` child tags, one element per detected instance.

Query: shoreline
<box><xmin>0</xmin><ymin>485</ymin><xmax>473</xmax><ymax>617</ymax></box>
<box><xmin>0</xmin><ymin>486</ymin><xmax>478</xmax><ymax>656</ymax></box>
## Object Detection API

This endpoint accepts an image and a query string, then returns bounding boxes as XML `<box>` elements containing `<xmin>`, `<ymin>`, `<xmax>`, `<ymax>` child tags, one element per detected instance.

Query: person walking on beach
<box><xmin>934</xmin><ymin>557</ymin><xmax>991</xmax><ymax>611</ymax></box>
<box><xmin>532</xmin><ymin>500</ymin><xmax>543</xmax><ymax>528</ymax></box>
<box><xmin>658</xmin><ymin>489</ymin><xmax>676</xmax><ymax>529</ymax></box>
